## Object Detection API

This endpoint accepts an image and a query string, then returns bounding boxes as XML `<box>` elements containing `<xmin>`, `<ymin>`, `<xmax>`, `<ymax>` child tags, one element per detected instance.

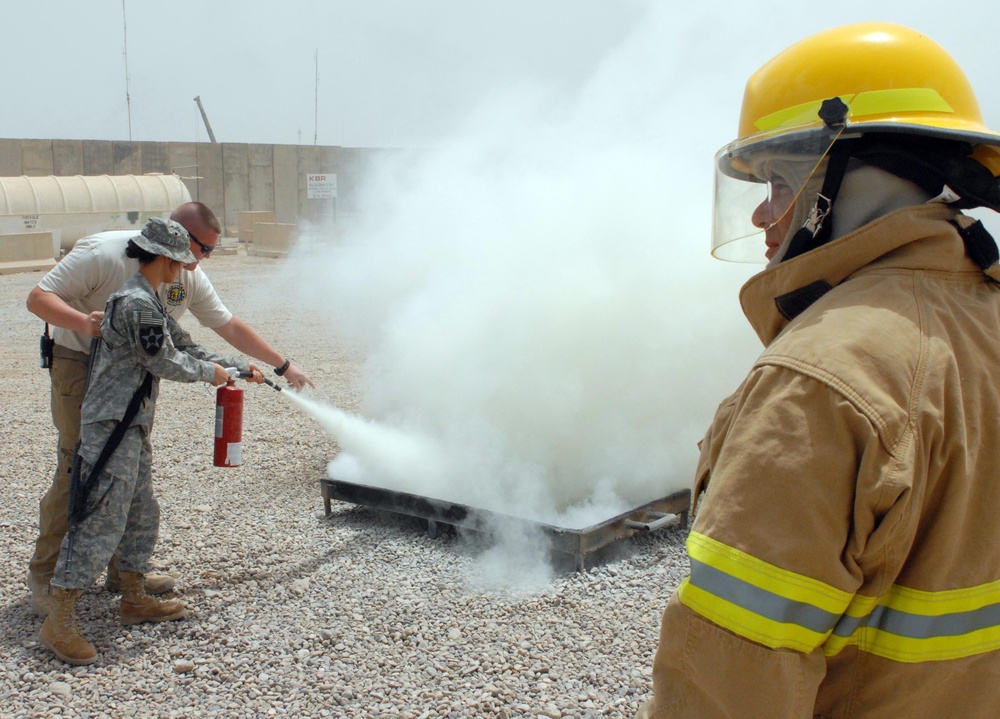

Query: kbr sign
<box><xmin>306</xmin><ymin>173</ymin><xmax>338</xmax><ymax>199</ymax></box>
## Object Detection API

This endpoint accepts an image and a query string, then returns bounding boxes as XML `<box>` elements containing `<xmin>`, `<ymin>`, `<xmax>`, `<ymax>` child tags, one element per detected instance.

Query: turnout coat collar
<box><xmin>738</xmin><ymin>203</ymin><xmax>977</xmax><ymax>347</ymax></box>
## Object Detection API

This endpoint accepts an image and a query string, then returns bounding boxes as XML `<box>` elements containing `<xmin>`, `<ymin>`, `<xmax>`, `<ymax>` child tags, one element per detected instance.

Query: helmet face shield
<box><xmin>711</xmin><ymin>168</ymin><xmax>775</xmax><ymax>263</ymax></box>
<box><xmin>711</xmin><ymin>124</ymin><xmax>845</xmax><ymax>262</ymax></box>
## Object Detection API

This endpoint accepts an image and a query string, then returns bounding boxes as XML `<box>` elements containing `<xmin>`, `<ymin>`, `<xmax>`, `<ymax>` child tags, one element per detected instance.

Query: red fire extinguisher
<box><xmin>214</xmin><ymin>379</ymin><xmax>244</xmax><ymax>467</ymax></box>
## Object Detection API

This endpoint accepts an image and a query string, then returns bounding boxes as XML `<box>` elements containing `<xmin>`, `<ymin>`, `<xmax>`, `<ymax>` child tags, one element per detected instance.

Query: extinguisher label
<box><xmin>215</xmin><ymin>407</ymin><xmax>224</xmax><ymax>438</ymax></box>
<box><xmin>226</xmin><ymin>443</ymin><xmax>242</xmax><ymax>466</ymax></box>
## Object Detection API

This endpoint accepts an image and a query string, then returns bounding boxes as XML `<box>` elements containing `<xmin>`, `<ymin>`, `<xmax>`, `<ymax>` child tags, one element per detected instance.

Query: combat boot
<box><xmin>118</xmin><ymin>570</ymin><xmax>187</xmax><ymax>626</ymax></box>
<box><xmin>38</xmin><ymin>586</ymin><xmax>97</xmax><ymax>665</ymax></box>
<box><xmin>105</xmin><ymin>555</ymin><xmax>177</xmax><ymax>595</ymax></box>
<box><xmin>27</xmin><ymin>571</ymin><xmax>54</xmax><ymax>618</ymax></box>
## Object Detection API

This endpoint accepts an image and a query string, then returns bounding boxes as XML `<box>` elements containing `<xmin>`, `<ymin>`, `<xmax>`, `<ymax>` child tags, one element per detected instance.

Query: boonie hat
<box><xmin>133</xmin><ymin>217</ymin><xmax>196</xmax><ymax>264</ymax></box>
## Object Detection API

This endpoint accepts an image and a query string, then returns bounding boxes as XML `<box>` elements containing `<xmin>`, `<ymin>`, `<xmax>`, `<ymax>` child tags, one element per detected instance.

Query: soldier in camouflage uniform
<box><xmin>39</xmin><ymin>218</ymin><xmax>263</xmax><ymax>665</ymax></box>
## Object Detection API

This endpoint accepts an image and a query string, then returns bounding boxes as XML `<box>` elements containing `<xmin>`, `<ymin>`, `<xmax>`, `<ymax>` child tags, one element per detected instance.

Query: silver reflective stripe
<box><xmin>695</xmin><ymin>553</ymin><xmax>1000</xmax><ymax>642</ymax></box>
<box><xmin>690</xmin><ymin>559</ymin><xmax>840</xmax><ymax>635</ymax></box>
<box><xmin>833</xmin><ymin>600</ymin><xmax>1000</xmax><ymax>639</ymax></box>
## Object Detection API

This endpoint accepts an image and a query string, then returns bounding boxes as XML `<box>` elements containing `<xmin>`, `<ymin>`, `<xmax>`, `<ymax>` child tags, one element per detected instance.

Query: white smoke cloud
<box><xmin>277</xmin><ymin>5</ymin><xmax>761</xmax><ymax>539</ymax></box>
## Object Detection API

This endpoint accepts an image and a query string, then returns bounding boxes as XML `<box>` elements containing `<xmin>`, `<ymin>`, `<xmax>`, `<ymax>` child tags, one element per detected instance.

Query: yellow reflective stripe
<box><xmin>682</xmin><ymin>532</ymin><xmax>1000</xmax><ymax>663</ymax></box>
<box><xmin>849</xmin><ymin>88</ymin><xmax>953</xmax><ymax>119</ymax></box>
<box><xmin>826</xmin><ymin>624</ymin><xmax>998</xmax><ymax>661</ymax></box>
<box><xmin>754</xmin><ymin>88</ymin><xmax>954</xmax><ymax>132</ymax></box>
<box><xmin>679</xmin><ymin>532</ymin><xmax>853</xmax><ymax>652</ymax></box>
<box><xmin>754</xmin><ymin>96</ymin><xmax>855</xmax><ymax>133</ymax></box>
<box><xmin>885</xmin><ymin>577</ymin><xmax>1000</xmax><ymax>615</ymax></box>
<box><xmin>687</xmin><ymin>532</ymin><xmax>853</xmax><ymax>614</ymax></box>
<box><xmin>825</xmin><ymin>577</ymin><xmax>1000</xmax><ymax>663</ymax></box>
<box><xmin>678</xmin><ymin>577</ymin><xmax>827</xmax><ymax>652</ymax></box>
<box><xmin>825</xmin><ymin>620</ymin><xmax>1000</xmax><ymax>663</ymax></box>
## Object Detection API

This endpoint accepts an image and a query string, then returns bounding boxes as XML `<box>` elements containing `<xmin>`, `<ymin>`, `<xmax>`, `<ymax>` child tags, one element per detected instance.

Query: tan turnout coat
<box><xmin>641</xmin><ymin>203</ymin><xmax>1000</xmax><ymax>718</ymax></box>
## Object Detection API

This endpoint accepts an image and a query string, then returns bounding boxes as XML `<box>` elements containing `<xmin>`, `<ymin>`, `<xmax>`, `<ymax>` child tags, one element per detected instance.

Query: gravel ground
<box><xmin>0</xmin><ymin>245</ymin><xmax>691</xmax><ymax>719</ymax></box>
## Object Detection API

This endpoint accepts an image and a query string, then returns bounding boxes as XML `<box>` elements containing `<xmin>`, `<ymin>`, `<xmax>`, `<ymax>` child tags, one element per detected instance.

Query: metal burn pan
<box><xmin>321</xmin><ymin>477</ymin><xmax>690</xmax><ymax>571</ymax></box>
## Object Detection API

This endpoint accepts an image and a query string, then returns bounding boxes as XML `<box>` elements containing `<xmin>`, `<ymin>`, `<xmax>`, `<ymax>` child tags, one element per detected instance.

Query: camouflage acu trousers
<box><xmin>51</xmin><ymin>421</ymin><xmax>159</xmax><ymax>590</ymax></box>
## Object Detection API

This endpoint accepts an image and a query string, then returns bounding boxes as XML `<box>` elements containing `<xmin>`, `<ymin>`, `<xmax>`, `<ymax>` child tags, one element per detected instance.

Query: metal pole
<box><xmin>314</xmin><ymin>49</ymin><xmax>319</xmax><ymax>146</ymax></box>
<box><xmin>194</xmin><ymin>96</ymin><xmax>218</xmax><ymax>144</ymax></box>
<box><xmin>122</xmin><ymin>0</ymin><xmax>132</xmax><ymax>140</ymax></box>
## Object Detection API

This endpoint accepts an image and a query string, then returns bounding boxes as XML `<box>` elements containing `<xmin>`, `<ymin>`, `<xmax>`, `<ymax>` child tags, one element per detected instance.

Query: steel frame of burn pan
<box><xmin>321</xmin><ymin>477</ymin><xmax>690</xmax><ymax>571</ymax></box>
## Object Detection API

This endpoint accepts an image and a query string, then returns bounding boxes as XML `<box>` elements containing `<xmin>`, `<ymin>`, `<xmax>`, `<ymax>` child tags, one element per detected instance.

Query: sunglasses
<box><xmin>189</xmin><ymin>232</ymin><xmax>216</xmax><ymax>256</ymax></box>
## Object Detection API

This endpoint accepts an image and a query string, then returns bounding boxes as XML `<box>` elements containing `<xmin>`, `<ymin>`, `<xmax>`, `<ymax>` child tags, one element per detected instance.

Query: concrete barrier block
<box><xmin>248</xmin><ymin>222</ymin><xmax>297</xmax><ymax>258</ymax></box>
<box><xmin>0</xmin><ymin>231</ymin><xmax>58</xmax><ymax>275</ymax></box>
<box><xmin>238</xmin><ymin>211</ymin><xmax>276</xmax><ymax>243</ymax></box>
<box><xmin>209</xmin><ymin>236</ymin><xmax>239</xmax><ymax>257</ymax></box>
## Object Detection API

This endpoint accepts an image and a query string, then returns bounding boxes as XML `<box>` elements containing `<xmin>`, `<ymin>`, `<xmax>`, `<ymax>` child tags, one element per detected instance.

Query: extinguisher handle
<box><xmin>223</xmin><ymin>367</ymin><xmax>282</xmax><ymax>391</ymax></box>
<box><xmin>224</xmin><ymin>367</ymin><xmax>253</xmax><ymax>380</ymax></box>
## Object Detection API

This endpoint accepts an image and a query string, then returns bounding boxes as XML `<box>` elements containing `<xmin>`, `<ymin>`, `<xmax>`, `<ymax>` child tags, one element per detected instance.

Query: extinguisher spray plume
<box><xmin>279</xmin><ymin>392</ymin><xmax>450</xmax><ymax>487</ymax></box>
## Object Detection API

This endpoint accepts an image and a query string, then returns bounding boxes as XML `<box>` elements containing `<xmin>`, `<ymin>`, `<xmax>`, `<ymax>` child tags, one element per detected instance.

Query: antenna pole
<box><xmin>314</xmin><ymin>49</ymin><xmax>319</xmax><ymax>146</ymax></box>
<box><xmin>122</xmin><ymin>0</ymin><xmax>132</xmax><ymax>140</ymax></box>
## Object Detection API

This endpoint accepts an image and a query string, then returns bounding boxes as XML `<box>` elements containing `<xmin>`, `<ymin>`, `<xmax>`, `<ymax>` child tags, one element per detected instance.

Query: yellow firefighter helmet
<box><xmin>713</xmin><ymin>22</ymin><xmax>1000</xmax><ymax>262</ymax></box>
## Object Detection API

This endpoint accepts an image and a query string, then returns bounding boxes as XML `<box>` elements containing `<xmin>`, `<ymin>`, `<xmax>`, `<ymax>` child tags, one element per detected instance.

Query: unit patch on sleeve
<box><xmin>164</xmin><ymin>282</ymin><xmax>187</xmax><ymax>306</ymax></box>
<box><xmin>138</xmin><ymin>310</ymin><xmax>165</xmax><ymax>355</ymax></box>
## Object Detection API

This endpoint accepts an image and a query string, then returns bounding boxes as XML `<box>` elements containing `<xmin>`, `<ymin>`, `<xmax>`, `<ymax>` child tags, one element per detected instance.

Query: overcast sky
<box><xmin>6</xmin><ymin>0</ymin><xmax>1000</xmax><ymax>149</ymax></box>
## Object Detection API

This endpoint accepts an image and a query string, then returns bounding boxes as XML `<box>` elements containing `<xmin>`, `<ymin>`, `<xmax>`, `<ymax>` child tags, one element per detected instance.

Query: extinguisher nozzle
<box><xmin>263</xmin><ymin>377</ymin><xmax>282</xmax><ymax>392</ymax></box>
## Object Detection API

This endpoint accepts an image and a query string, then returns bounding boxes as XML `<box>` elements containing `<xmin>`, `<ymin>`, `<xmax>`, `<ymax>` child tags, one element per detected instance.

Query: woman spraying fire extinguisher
<box><xmin>39</xmin><ymin>218</ymin><xmax>265</xmax><ymax>666</ymax></box>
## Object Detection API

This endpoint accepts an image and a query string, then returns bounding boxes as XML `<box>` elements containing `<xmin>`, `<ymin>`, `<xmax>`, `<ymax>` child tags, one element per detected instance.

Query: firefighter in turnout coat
<box><xmin>635</xmin><ymin>23</ymin><xmax>1000</xmax><ymax>718</ymax></box>
<box><xmin>39</xmin><ymin>218</ymin><xmax>263</xmax><ymax>665</ymax></box>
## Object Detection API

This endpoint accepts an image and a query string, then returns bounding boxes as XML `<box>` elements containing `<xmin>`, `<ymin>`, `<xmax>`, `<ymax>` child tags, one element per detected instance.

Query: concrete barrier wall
<box><xmin>248</xmin><ymin>222</ymin><xmax>297</xmax><ymax>258</ymax></box>
<box><xmin>0</xmin><ymin>231</ymin><xmax>58</xmax><ymax>275</ymax></box>
<box><xmin>0</xmin><ymin>138</ymin><xmax>390</xmax><ymax>237</ymax></box>
<box><xmin>238</xmin><ymin>211</ymin><xmax>276</xmax><ymax>243</ymax></box>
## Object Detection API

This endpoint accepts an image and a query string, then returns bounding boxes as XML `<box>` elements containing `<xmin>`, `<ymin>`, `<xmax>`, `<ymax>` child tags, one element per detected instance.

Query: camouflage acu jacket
<box><xmin>81</xmin><ymin>272</ymin><xmax>248</xmax><ymax>429</ymax></box>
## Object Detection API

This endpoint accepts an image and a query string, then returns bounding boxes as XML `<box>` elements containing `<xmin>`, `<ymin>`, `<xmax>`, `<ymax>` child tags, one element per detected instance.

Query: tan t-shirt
<box><xmin>37</xmin><ymin>230</ymin><xmax>232</xmax><ymax>354</ymax></box>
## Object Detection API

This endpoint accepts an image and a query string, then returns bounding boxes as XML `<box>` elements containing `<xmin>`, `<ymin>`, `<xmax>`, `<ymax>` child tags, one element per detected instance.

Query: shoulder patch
<box><xmin>138</xmin><ymin>309</ymin><xmax>165</xmax><ymax>355</ymax></box>
<box><xmin>164</xmin><ymin>282</ymin><xmax>187</xmax><ymax>306</ymax></box>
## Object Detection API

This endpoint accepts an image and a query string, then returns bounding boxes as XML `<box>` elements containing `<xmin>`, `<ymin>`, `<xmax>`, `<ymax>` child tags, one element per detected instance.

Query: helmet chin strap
<box><xmin>781</xmin><ymin>140</ymin><xmax>855</xmax><ymax>262</ymax></box>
